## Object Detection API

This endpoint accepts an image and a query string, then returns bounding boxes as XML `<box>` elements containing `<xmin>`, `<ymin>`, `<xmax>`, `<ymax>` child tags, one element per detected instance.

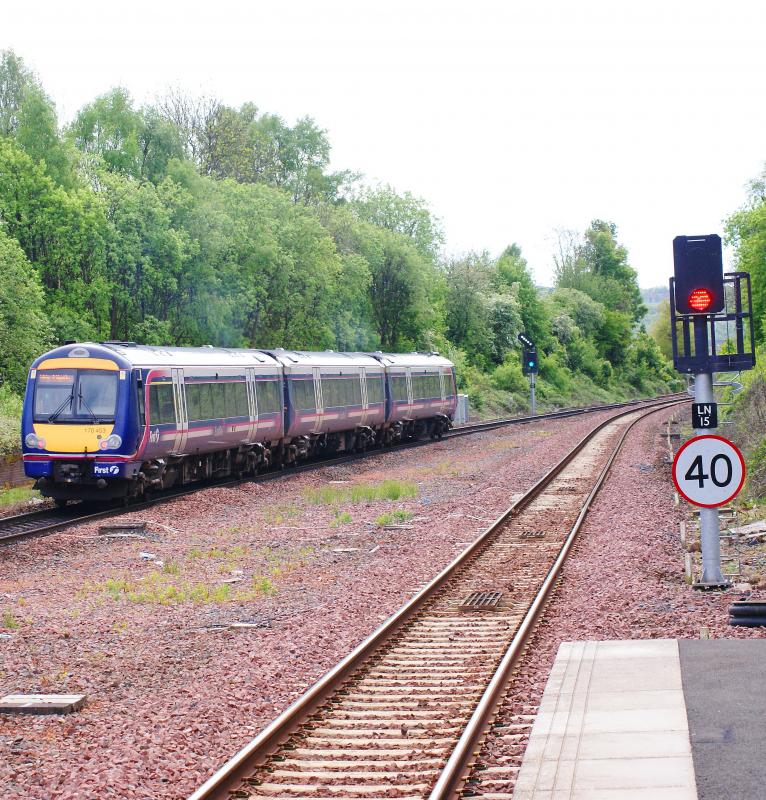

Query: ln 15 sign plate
<box><xmin>672</xmin><ymin>435</ymin><xmax>745</xmax><ymax>508</ymax></box>
<box><xmin>692</xmin><ymin>402</ymin><xmax>718</xmax><ymax>429</ymax></box>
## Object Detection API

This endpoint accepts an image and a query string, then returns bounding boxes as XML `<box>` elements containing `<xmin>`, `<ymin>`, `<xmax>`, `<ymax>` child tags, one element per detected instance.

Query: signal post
<box><xmin>518</xmin><ymin>332</ymin><xmax>538</xmax><ymax>414</ymax></box>
<box><xmin>669</xmin><ymin>234</ymin><xmax>755</xmax><ymax>588</ymax></box>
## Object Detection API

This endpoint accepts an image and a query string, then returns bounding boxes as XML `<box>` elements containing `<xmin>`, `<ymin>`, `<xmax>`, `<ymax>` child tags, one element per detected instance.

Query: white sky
<box><xmin>2</xmin><ymin>0</ymin><xmax>764</xmax><ymax>288</ymax></box>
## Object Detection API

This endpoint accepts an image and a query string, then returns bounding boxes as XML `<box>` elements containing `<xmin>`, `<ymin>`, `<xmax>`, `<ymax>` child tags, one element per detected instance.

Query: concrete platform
<box><xmin>514</xmin><ymin>639</ymin><xmax>766</xmax><ymax>800</ymax></box>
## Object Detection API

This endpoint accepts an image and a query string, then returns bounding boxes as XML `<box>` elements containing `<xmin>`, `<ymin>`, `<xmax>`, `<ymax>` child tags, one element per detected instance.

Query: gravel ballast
<box><xmin>0</xmin><ymin>408</ymin><xmax>636</xmax><ymax>800</ymax></box>
<box><xmin>469</xmin><ymin>405</ymin><xmax>766</xmax><ymax>797</ymax></box>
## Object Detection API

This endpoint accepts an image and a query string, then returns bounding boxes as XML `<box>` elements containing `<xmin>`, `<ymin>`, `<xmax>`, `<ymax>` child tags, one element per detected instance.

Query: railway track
<box><xmin>187</xmin><ymin>396</ymin><xmax>683</xmax><ymax>800</ymax></box>
<box><xmin>0</xmin><ymin>393</ymin><xmax>681</xmax><ymax>546</ymax></box>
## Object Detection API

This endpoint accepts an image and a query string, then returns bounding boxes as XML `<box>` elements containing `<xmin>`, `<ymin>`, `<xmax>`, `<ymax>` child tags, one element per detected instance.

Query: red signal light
<box><xmin>688</xmin><ymin>287</ymin><xmax>714</xmax><ymax>313</ymax></box>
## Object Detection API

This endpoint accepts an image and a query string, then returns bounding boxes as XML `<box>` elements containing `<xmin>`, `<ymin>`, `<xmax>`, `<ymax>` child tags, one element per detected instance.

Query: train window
<box><xmin>198</xmin><ymin>383</ymin><xmax>214</xmax><ymax>420</ymax></box>
<box><xmin>291</xmin><ymin>379</ymin><xmax>315</xmax><ymax>411</ymax></box>
<box><xmin>210</xmin><ymin>383</ymin><xmax>226</xmax><ymax>418</ymax></box>
<box><xmin>321</xmin><ymin>377</ymin><xmax>338</xmax><ymax>408</ymax></box>
<box><xmin>349</xmin><ymin>376</ymin><xmax>362</xmax><ymax>406</ymax></box>
<box><xmin>367</xmin><ymin>373</ymin><xmax>384</xmax><ymax>404</ymax></box>
<box><xmin>186</xmin><ymin>384</ymin><xmax>201</xmax><ymax>421</ymax></box>
<box><xmin>391</xmin><ymin>375</ymin><xmax>408</xmax><ymax>402</ymax></box>
<box><xmin>223</xmin><ymin>381</ymin><xmax>248</xmax><ymax>417</ymax></box>
<box><xmin>257</xmin><ymin>380</ymin><xmax>280</xmax><ymax>414</ymax></box>
<box><xmin>149</xmin><ymin>382</ymin><xmax>175</xmax><ymax>425</ymax></box>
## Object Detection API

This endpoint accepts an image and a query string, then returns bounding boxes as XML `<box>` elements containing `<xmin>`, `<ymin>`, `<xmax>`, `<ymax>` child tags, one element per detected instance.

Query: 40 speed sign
<box><xmin>672</xmin><ymin>434</ymin><xmax>746</xmax><ymax>508</ymax></box>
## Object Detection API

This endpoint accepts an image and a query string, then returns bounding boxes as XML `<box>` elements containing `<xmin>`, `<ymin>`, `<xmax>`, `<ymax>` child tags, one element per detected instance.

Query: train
<box><xmin>21</xmin><ymin>342</ymin><xmax>458</xmax><ymax>504</ymax></box>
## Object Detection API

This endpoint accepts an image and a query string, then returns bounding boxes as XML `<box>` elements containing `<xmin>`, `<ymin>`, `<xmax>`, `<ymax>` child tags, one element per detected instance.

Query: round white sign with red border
<box><xmin>672</xmin><ymin>434</ymin><xmax>746</xmax><ymax>508</ymax></box>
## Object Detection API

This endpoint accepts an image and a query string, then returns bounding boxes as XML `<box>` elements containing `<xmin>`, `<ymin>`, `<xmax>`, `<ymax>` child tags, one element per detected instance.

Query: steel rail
<box><xmin>186</xmin><ymin>396</ymin><xmax>684</xmax><ymax>800</ymax></box>
<box><xmin>0</xmin><ymin>393</ymin><xmax>683</xmax><ymax>546</ymax></box>
<box><xmin>429</xmin><ymin>398</ymin><xmax>680</xmax><ymax>799</ymax></box>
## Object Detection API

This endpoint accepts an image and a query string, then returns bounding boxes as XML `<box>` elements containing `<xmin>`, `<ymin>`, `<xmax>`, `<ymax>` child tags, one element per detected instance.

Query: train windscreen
<box><xmin>34</xmin><ymin>369</ymin><xmax>118</xmax><ymax>423</ymax></box>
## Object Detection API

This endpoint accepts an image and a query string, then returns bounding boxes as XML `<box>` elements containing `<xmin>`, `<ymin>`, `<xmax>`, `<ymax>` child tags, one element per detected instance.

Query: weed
<box><xmin>84</xmin><ymin>570</ymin><xmax>275</xmax><ymax>606</ymax></box>
<box><xmin>112</xmin><ymin>620</ymin><xmax>129</xmax><ymax>634</ymax></box>
<box><xmin>375</xmin><ymin>510</ymin><xmax>414</xmax><ymax>527</ymax></box>
<box><xmin>263</xmin><ymin>504</ymin><xmax>299</xmax><ymax>524</ymax></box>
<box><xmin>163</xmin><ymin>560</ymin><xmax>181</xmax><ymax>575</ymax></box>
<box><xmin>187</xmin><ymin>548</ymin><xmax>203</xmax><ymax>559</ymax></box>
<box><xmin>252</xmin><ymin>576</ymin><xmax>276</xmax><ymax>595</ymax></box>
<box><xmin>1</xmin><ymin>610</ymin><xmax>20</xmax><ymax>629</ymax></box>
<box><xmin>0</xmin><ymin>486</ymin><xmax>40</xmax><ymax>508</ymax></box>
<box><xmin>306</xmin><ymin>480</ymin><xmax>417</xmax><ymax>506</ymax></box>
<box><xmin>331</xmin><ymin>510</ymin><xmax>353</xmax><ymax>527</ymax></box>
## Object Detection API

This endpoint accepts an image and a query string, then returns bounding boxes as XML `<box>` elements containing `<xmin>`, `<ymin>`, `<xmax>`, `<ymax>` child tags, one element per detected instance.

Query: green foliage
<box><xmin>0</xmin><ymin>385</ymin><xmax>22</xmax><ymax>456</ymax></box>
<box><xmin>0</xmin><ymin>229</ymin><xmax>51</xmax><ymax>392</ymax></box>
<box><xmin>69</xmin><ymin>88</ymin><xmax>183</xmax><ymax>182</ymax></box>
<box><xmin>496</xmin><ymin>244</ymin><xmax>551</xmax><ymax>348</ymax></box>
<box><xmin>554</xmin><ymin>221</ymin><xmax>646</xmax><ymax>324</ymax></box>
<box><xmin>305</xmin><ymin>480</ymin><xmax>418</xmax><ymax>505</ymax></box>
<box><xmin>726</xmin><ymin>173</ymin><xmax>766</xmax><ymax>343</ymax></box>
<box><xmin>375</xmin><ymin>510</ymin><xmax>413</xmax><ymax>526</ymax></box>
<box><xmin>1</xmin><ymin>610</ymin><xmax>20</xmax><ymax>629</ymax></box>
<box><xmin>649</xmin><ymin>298</ymin><xmax>674</xmax><ymax>361</ymax></box>
<box><xmin>491</xmin><ymin>357</ymin><xmax>527</xmax><ymax>393</ymax></box>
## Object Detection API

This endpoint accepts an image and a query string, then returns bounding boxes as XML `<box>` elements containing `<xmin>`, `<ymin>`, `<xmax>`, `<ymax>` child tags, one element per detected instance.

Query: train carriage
<box><xmin>22</xmin><ymin>343</ymin><xmax>457</xmax><ymax>503</ymax></box>
<box><xmin>263</xmin><ymin>350</ymin><xmax>387</xmax><ymax>460</ymax></box>
<box><xmin>23</xmin><ymin>342</ymin><xmax>284</xmax><ymax>503</ymax></box>
<box><xmin>372</xmin><ymin>352</ymin><xmax>458</xmax><ymax>440</ymax></box>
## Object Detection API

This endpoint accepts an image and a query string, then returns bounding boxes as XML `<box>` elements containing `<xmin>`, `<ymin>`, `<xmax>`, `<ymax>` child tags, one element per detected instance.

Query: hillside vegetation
<box><xmin>0</xmin><ymin>50</ymin><xmax>679</xmax><ymax>454</ymax></box>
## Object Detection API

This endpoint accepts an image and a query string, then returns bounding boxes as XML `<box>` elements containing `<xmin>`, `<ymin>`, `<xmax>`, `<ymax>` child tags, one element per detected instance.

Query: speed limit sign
<box><xmin>672</xmin><ymin>435</ymin><xmax>746</xmax><ymax>508</ymax></box>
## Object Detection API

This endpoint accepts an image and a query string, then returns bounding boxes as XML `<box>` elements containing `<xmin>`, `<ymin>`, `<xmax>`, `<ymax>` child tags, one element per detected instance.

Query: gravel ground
<box><xmin>0</xmin><ymin>408</ymin><xmax>632</xmax><ymax>800</ymax></box>
<box><xmin>470</xmin><ymin>404</ymin><xmax>766</xmax><ymax>797</ymax></box>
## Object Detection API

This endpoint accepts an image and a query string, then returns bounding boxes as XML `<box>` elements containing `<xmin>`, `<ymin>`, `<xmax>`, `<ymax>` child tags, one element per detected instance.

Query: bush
<box><xmin>491</xmin><ymin>357</ymin><xmax>527</xmax><ymax>393</ymax></box>
<box><xmin>0</xmin><ymin>386</ymin><xmax>22</xmax><ymax>456</ymax></box>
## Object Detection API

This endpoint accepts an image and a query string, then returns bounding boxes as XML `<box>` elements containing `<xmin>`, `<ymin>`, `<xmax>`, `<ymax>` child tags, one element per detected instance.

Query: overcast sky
<box><xmin>2</xmin><ymin>0</ymin><xmax>764</xmax><ymax>288</ymax></box>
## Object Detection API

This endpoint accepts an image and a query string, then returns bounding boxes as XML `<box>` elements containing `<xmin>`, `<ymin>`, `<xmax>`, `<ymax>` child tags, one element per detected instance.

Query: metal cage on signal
<box><xmin>669</xmin><ymin>271</ymin><xmax>755</xmax><ymax>374</ymax></box>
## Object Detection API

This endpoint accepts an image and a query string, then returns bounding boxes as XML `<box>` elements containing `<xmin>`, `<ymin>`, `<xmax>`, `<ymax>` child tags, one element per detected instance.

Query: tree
<box><xmin>649</xmin><ymin>299</ymin><xmax>674</xmax><ymax>360</ymax></box>
<box><xmin>69</xmin><ymin>88</ymin><xmax>183</xmax><ymax>181</ymax></box>
<box><xmin>0</xmin><ymin>49</ymin><xmax>37</xmax><ymax>137</ymax></box>
<box><xmin>445</xmin><ymin>252</ymin><xmax>496</xmax><ymax>367</ymax></box>
<box><xmin>496</xmin><ymin>243</ymin><xmax>550</xmax><ymax>349</ymax></box>
<box><xmin>367</xmin><ymin>230</ymin><xmax>431</xmax><ymax>350</ymax></box>
<box><xmin>726</xmin><ymin>171</ymin><xmax>766</xmax><ymax>343</ymax></box>
<box><xmin>0</xmin><ymin>139</ymin><xmax>110</xmax><ymax>341</ymax></box>
<box><xmin>0</xmin><ymin>49</ymin><xmax>73</xmax><ymax>186</ymax></box>
<box><xmin>554</xmin><ymin>221</ymin><xmax>646</xmax><ymax>324</ymax></box>
<box><xmin>352</xmin><ymin>185</ymin><xmax>444</xmax><ymax>262</ymax></box>
<box><xmin>0</xmin><ymin>229</ymin><xmax>51</xmax><ymax>391</ymax></box>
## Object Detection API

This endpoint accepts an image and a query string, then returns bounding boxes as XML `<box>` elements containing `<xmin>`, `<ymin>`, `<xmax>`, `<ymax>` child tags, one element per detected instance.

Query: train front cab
<box><xmin>22</xmin><ymin>344</ymin><xmax>142</xmax><ymax>504</ymax></box>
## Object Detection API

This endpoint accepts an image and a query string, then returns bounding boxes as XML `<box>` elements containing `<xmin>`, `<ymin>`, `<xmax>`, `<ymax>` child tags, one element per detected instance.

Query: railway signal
<box><xmin>518</xmin><ymin>333</ymin><xmax>537</xmax><ymax>415</ymax></box>
<box><xmin>668</xmin><ymin>232</ymin><xmax>755</xmax><ymax>588</ymax></box>
<box><xmin>672</xmin><ymin>234</ymin><xmax>725</xmax><ymax>315</ymax></box>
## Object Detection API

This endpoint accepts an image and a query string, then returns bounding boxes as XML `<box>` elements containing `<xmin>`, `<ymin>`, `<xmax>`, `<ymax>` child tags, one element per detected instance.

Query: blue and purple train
<box><xmin>21</xmin><ymin>342</ymin><xmax>458</xmax><ymax>504</ymax></box>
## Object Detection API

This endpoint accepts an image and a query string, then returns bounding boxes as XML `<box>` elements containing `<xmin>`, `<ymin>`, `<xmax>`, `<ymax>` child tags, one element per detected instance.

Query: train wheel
<box><xmin>54</xmin><ymin>498</ymin><xmax>68</xmax><ymax>509</ymax></box>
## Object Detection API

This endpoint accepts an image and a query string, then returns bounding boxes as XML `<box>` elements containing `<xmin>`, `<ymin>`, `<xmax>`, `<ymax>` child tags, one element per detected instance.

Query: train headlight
<box><xmin>38</xmin><ymin>438</ymin><xmax>46</xmax><ymax>449</ymax></box>
<box><xmin>25</xmin><ymin>433</ymin><xmax>39</xmax><ymax>448</ymax></box>
<box><xmin>99</xmin><ymin>440</ymin><xmax>109</xmax><ymax>450</ymax></box>
<box><xmin>106</xmin><ymin>434</ymin><xmax>122</xmax><ymax>449</ymax></box>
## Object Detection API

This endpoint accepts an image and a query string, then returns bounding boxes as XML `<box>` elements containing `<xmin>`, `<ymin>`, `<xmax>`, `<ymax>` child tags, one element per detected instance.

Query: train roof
<box><xmin>31</xmin><ymin>343</ymin><xmax>454</xmax><ymax>372</ymax></box>
<box><xmin>31</xmin><ymin>342</ymin><xmax>281</xmax><ymax>369</ymax></box>
<box><xmin>263</xmin><ymin>350</ymin><xmax>383</xmax><ymax>369</ymax></box>
<box><xmin>369</xmin><ymin>352</ymin><xmax>455</xmax><ymax>369</ymax></box>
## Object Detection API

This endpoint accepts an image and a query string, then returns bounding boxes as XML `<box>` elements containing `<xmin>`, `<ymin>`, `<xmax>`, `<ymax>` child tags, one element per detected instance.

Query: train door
<box><xmin>245</xmin><ymin>368</ymin><xmax>258</xmax><ymax>441</ymax></box>
<box><xmin>171</xmin><ymin>368</ymin><xmax>189</xmax><ymax>453</ymax></box>
<box><xmin>439</xmin><ymin>371</ymin><xmax>446</xmax><ymax>413</ymax></box>
<box><xmin>359</xmin><ymin>369</ymin><xmax>369</xmax><ymax>427</ymax></box>
<box><xmin>312</xmin><ymin>367</ymin><xmax>324</xmax><ymax>431</ymax></box>
<box><xmin>405</xmin><ymin>368</ymin><xmax>413</xmax><ymax>410</ymax></box>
